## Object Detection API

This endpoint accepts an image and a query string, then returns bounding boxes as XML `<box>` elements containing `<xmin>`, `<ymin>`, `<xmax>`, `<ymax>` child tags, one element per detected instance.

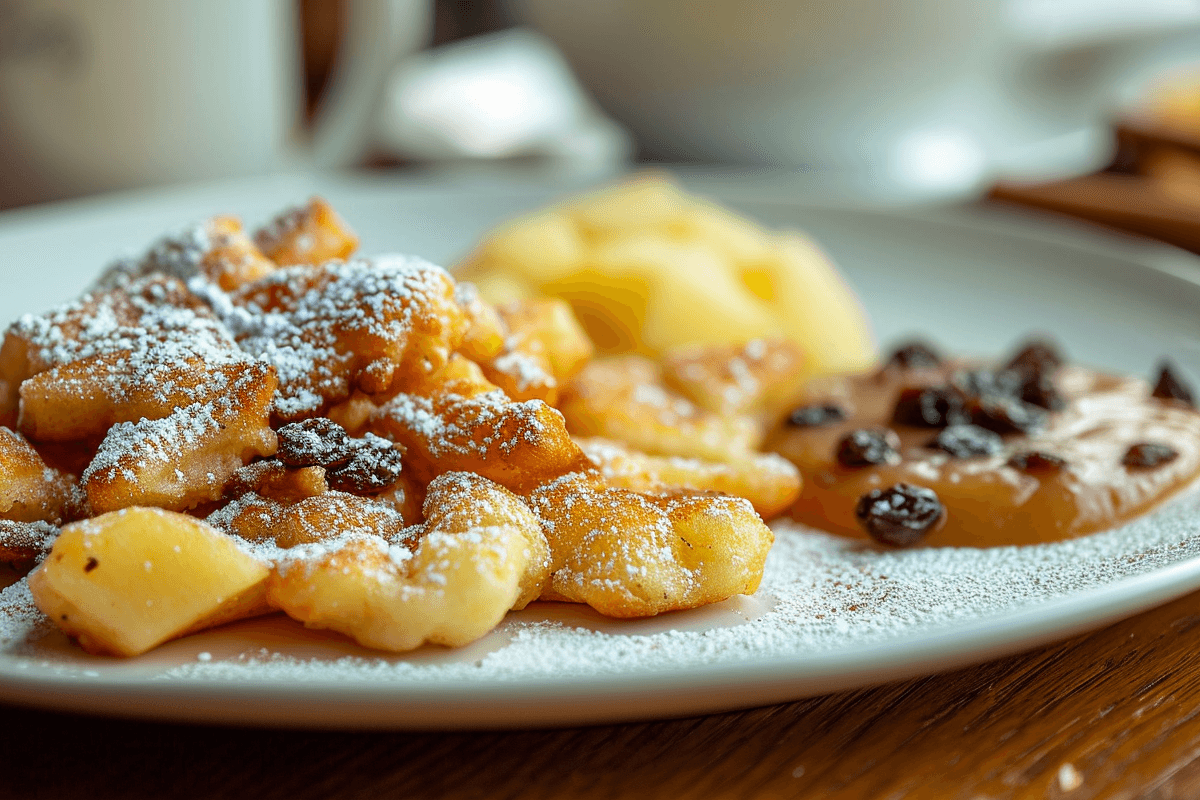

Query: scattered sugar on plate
<box><xmin>2</xmin><ymin>487</ymin><xmax>1193</xmax><ymax>684</ymax></box>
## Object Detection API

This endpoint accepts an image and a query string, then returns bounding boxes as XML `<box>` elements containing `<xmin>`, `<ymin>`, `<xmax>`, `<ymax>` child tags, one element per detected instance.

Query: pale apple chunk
<box><xmin>29</xmin><ymin>507</ymin><xmax>270</xmax><ymax>657</ymax></box>
<box><xmin>464</xmin><ymin>208</ymin><xmax>586</xmax><ymax>285</ymax></box>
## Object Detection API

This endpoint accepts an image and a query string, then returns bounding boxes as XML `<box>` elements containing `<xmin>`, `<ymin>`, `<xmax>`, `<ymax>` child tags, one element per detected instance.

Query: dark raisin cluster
<box><xmin>276</xmin><ymin>418</ymin><xmax>353</xmax><ymax>468</ymax></box>
<box><xmin>889</xmin><ymin>339</ymin><xmax>1063</xmax><ymax>440</ymax></box>
<box><xmin>275</xmin><ymin>418</ymin><xmax>404</xmax><ymax>494</ymax></box>
<box><xmin>892</xmin><ymin>386</ymin><xmax>970</xmax><ymax>428</ymax></box>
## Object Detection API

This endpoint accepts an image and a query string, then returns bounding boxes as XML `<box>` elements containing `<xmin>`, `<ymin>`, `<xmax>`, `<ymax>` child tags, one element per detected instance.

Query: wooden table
<box><xmin>4</xmin><ymin>583</ymin><xmax>1200</xmax><ymax>799</ymax></box>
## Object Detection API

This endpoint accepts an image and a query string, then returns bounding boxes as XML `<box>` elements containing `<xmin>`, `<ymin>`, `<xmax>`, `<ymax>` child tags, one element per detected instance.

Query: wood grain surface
<box><xmin>6</xmin><ymin>585</ymin><xmax>1200</xmax><ymax>799</ymax></box>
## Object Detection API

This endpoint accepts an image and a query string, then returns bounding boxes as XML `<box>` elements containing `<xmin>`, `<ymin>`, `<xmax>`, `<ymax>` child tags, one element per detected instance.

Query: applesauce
<box><xmin>768</xmin><ymin>344</ymin><xmax>1200</xmax><ymax>547</ymax></box>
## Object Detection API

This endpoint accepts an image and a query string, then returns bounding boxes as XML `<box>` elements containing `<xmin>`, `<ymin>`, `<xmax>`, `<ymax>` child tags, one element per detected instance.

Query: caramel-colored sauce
<box><xmin>767</xmin><ymin>363</ymin><xmax>1200</xmax><ymax>547</ymax></box>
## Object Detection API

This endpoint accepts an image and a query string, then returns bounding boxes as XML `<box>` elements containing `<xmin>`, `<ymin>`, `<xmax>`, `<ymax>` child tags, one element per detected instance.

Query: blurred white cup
<box><xmin>515</xmin><ymin>0</ymin><xmax>1200</xmax><ymax>201</ymax></box>
<box><xmin>0</xmin><ymin>0</ymin><xmax>428</xmax><ymax>206</ymax></box>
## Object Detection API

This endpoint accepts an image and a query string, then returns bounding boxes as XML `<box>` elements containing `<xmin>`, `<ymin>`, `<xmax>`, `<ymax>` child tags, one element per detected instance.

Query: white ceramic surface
<box><xmin>0</xmin><ymin>1</ymin><xmax>427</xmax><ymax>205</ymax></box>
<box><xmin>3</xmin><ymin>172</ymin><xmax>1200</xmax><ymax>730</ymax></box>
<box><xmin>514</xmin><ymin>0</ymin><xmax>1200</xmax><ymax>199</ymax></box>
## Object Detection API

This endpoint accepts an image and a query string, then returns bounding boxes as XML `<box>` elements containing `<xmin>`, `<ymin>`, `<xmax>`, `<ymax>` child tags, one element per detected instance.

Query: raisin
<box><xmin>884</xmin><ymin>341</ymin><xmax>942</xmax><ymax>369</ymax></box>
<box><xmin>786</xmin><ymin>404</ymin><xmax>846</xmax><ymax>427</ymax></box>
<box><xmin>84</xmin><ymin>557</ymin><xmax>98</xmax><ymax>572</ymax></box>
<box><xmin>1005</xmin><ymin>339</ymin><xmax>1063</xmax><ymax>378</ymax></box>
<box><xmin>953</xmin><ymin>368</ymin><xmax>1021</xmax><ymax>400</ymax></box>
<box><xmin>1122</xmin><ymin>443</ymin><xmax>1179</xmax><ymax>469</ymax></box>
<box><xmin>892</xmin><ymin>386</ymin><xmax>970</xmax><ymax>428</ymax></box>
<box><xmin>1017</xmin><ymin>372</ymin><xmax>1065</xmax><ymax>411</ymax></box>
<box><xmin>969</xmin><ymin>396</ymin><xmax>1047</xmax><ymax>435</ymax></box>
<box><xmin>1152</xmin><ymin>362</ymin><xmax>1195</xmax><ymax>407</ymax></box>
<box><xmin>1007</xmin><ymin>450</ymin><xmax>1066</xmax><ymax>472</ymax></box>
<box><xmin>928</xmin><ymin>424</ymin><xmax>1003</xmax><ymax>458</ymax></box>
<box><xmin>854</xmin><ymin>483</ymin><xmax>945</xmax><ymax>547</ymax></box>
<box><xmin>276</xmin><ymin>418</ymin><xmax>354</xmax><ymax>468</ymax></box>
<box><xmin>836</xmin><ymin>428</ymin><xmax>901</xmax><ymax>467</ymax></box>
<box><xmin>326</xmin><ymin>434</ymin><xmax>405</xmax><ymax>493</ymax></box>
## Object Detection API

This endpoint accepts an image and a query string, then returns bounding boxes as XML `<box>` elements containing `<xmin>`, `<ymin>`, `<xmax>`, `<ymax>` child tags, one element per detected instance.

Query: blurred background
<box><xmin>2</xmin><ymin>0</ymin><xmax>1200</xmax><ymax>244</ymax></box>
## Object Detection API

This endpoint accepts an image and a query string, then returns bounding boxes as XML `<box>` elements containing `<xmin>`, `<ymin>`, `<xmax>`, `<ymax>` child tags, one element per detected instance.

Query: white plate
<box><xmin>3</xmin><ymin>171</ymin><xmax>1200</xmax><ymax>730</ymax></box>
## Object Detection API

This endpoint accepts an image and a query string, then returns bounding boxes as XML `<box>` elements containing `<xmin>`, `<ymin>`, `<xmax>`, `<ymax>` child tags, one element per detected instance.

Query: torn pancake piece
<box><xmin>575</xmin><ymin>435</ymin><xmax>801</xmax><ymax>519</ymax></box>
<box><xmin>0</xmin><ymin>427</ymin><xmax>79</xmax><ymax>524</ymax></box>
<box><xmin>0</xmin><ymin>519</ymin><xmax>59</xmax><ymax>570</ymax></box>
<box><xmin>369</xmin><ymin>355</ymin><xmax>588</xmax><ymax>492</ymax></box>
<box><xmin>528</xmin><ymin>471</ymin><xmax>773</xmax><ymax>618</ymax></box>
<box><xmin>226</xmin><ymin>257</ymin><xmax>468</xmax><ymax>420</ymax></box>
<box><xmin>267</xmin><ymin>472</ymin><xmax>550</xmax><ymax>651</ymax></box>
<box><xmin>82</xmin><ymin>365</ymin><xmax>279</xmax><ymax>514</ymax></box>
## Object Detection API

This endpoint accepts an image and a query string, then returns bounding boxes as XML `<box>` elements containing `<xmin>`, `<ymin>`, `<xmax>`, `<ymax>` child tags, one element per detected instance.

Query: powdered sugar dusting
<box><xmin>1</xmin><ymin>488</ymin><xmax>1194</xmax><ymax>682</ymax></box>
<box><xmin>0</xmin><ymin>578</ymin><xmax>52</xmax><ymax>649</ymax></box>
<box><xmin>224</xmin><ymin>256</ymin><xmax>458</xmax><ymax>418</ymax></box>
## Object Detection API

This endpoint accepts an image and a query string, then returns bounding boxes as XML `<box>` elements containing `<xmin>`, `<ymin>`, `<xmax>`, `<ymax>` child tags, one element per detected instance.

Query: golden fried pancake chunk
<box><xmin>420</xmin><ymin>471</ymin><xmax>550</xmax><ymax>609</ymax></box>
<box><xmin>209</xmin><ymin>490</ymin><xmax>410</xmax><ymax>550</ymax></box>
<box><xmin>254</xmin><ymin>197</ymin><xmax>358</xmax><ymax>267</ymax></box>
<box><xmin>223</xmin><ymin>460</ymin><xmax>329</xmax><ymax>504</ymax></box>
<box><xmin>266</xmin><ymin>472</ymin><xmax>549</xmax><ymax>651</ymax></box>
<box><xmin>324</xmin><ymin>393</ymin><xmax>378</xmax><ymax>436</ymax></box>
<box><xmin>19</xmin><ymin>350</ymin><xmax>268</xmax><ymax>443</ymax></box>
<box><xmin>477</xmin><ymin>298</ymin><xmax>595</xmax><ymax>405</ymax></box>
<box><xmin>0</xmin><ymin>519</ymin><xmax>58</xmax><ymax>569</ymax></box>
<box><xmin>661</xmin><ymin>338</ymin><xmax>806</xmax><ymax>418</ymax></box>
<box><xmin>227</xmin><ymin>257</ymin><xmax>468</xmax><ymax>420</ymax></box>
<box><xmin>0</xmin><ymin>276</ymin><xmax>231</xmax><ymax>425</ymax></box>
<box><xmin>454</xmin><ymin>282</ymin><xmax>506</xmax><ymax>364</ymax></box>
<box><xmin>82</xmin><ymin>367</ymin><xmax>279</xmax><ymax>513</ymax></box>
<box><xmin>527</xmin><ymin>470</ymin><xmax>773</xmax><ymax>618</ymax></box>
<box><xmin>498</xmin><ymin>298</ymin><xmax>594</xmax><ymax>382</ymax></box>
<box><xmin>560</xmin><ymin>355</ymin><xmax>760</xmax><ymax>463</ymax></box>
<box><xmin>479</xmin><ymin>347</ymin><xmax>557</xmax><ymax>405</ymax></box>
<box><xmin>96</xmin><ymin>216</ymin><xmax>276</xmax><ymax>291</ymax></box>
<box><xmin>369</xmin><ymin>355</ymin><xmax>589</xmax><ymax>492</ymax></box>
<box><xmin>0</xmin><ymin>427</ymin><xmax>80</xmax><ymax>524</ymax></box>
<box><xmin>576</xmin><ymin>436</ymin><xmax>801</xmax><ymax>519</ymax></box>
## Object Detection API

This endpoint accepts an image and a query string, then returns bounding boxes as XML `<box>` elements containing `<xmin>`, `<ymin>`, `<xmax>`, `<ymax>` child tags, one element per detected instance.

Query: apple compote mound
<box><xmin>769</xmin><ymin>340</ymin><xmax>1200</xmax><ymax>547</ymax></box>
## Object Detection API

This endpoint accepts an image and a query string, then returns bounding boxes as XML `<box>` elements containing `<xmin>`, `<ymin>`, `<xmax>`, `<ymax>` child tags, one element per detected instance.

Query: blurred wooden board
<box><xmin>992</xmin><ymin>117</ymin><xmax>1200</xmax><ymax>255</ymax></box>
<box><xmin>991</xmin><ymin>172</ymin><xmax>1200</xmax><ymax>254</ymax></box>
